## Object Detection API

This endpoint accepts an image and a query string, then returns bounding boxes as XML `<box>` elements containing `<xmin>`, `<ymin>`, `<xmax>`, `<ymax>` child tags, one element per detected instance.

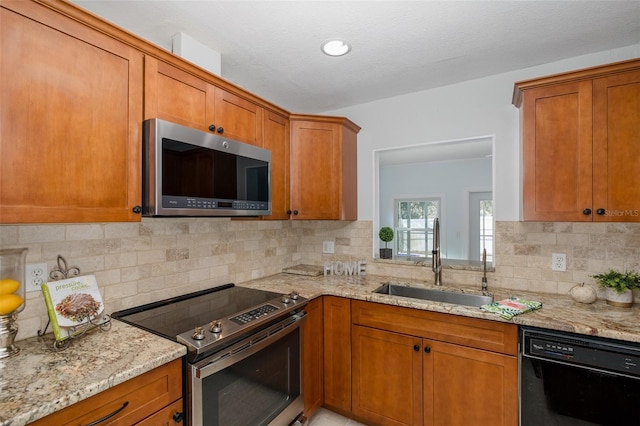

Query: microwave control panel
<box><xmin>163</xmin><ymin>196</ymin><xmax>268</xmax><ymax>211</ymax></box>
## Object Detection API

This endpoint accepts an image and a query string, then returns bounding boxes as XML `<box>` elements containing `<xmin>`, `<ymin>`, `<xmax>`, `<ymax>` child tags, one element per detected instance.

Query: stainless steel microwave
<box><xmin>142</xmin><ymin>118</ymin><xmax>271</xmax><ymax>217</ymax></box>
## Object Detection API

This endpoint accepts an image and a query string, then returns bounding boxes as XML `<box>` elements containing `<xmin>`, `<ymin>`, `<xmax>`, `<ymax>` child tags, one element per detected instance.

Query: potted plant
<box><xmin>591</xmin><ymin>269</ymin><xmax>640</xmax><ymax>307</ymax></box>
<box><xmin>379</xmin><ymin>227</ymin><xmax>394</xmax><ymax>259</ymax></box>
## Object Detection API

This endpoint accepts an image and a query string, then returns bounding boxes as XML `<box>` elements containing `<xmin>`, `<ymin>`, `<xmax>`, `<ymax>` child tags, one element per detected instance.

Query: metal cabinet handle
<box><xmin>424</xmin><ymin>346</ymin><xmax>431</xmax><ymax>354</ymax></box>
<box><xmin>596</xmin><ymin>208</ymin><xmax>606</xmax><ymax>215</ymax></box>
<box><xmin>85</xmin><ymin>401</ymin><xmax>129</xmax><ymax>426</ymax></box>
<box><xmin>582</xmin><ymin>208</ymin><xmax>592</xmax><ymax>216</ymax></box>
<box><xmin>413</xmin><ymin>344</ymin><xmax>420</xmax><ymax>352</ymax></box>
<box><xmin>216</xmin><ymin>127</ymin><xmax>224</xmax><ymax>134</ymax></box>
<box><xmin>132</xmin><ymin>205</ymin><xmax>142</xmax><ymax>214</ymax></box>
<box><xmin>208</xmin><ymin>124</ymin><xmax>217</xmax><ymax>132</ymax></box>
<box><xmin>293</xmin><ymin>210</ymin><xmax>299</xmax><ymax>215</ymax></box>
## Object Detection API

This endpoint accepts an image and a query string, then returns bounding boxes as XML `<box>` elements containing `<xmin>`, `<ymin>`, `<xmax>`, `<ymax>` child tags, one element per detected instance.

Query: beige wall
<box><xmin>2</xmin><ymin>219</ymin><xmax>639</xmax><ymax>340</ymax></box>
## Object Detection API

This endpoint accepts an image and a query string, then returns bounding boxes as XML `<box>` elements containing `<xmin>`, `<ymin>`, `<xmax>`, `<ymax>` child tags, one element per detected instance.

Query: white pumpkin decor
<box><xmin>569</xmin><ymin>283</ymin><xmax>597</xmax><ymax>304</ymax></box>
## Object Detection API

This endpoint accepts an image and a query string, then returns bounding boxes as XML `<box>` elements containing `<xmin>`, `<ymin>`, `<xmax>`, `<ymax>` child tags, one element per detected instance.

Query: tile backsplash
<box><xmin>2</xmin><ymin>219</ymin><xmax>639</xmax><ymax>340</ymax></box>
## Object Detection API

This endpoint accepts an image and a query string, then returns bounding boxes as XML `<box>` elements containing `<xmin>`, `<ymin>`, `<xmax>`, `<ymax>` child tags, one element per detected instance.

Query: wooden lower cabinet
<box><xmin>302</xmin><ymin>297</ymin><xmax>324</xmax><ymax>418</ymax></box>
<box><xmin>352</xmin><ymin>325</ymin><xmax>423</xmax><ymax>425</ymax></box>
<box><xmin>425</xmin><ymin>339</ymin><xmax>518</xmax><ymax>426</ymax></box>
<box><xmin>351</xmin><ymin>301</ymin><xmax>518</xmax><ymax>426</ymax></box>
<box><xmin>31</xmin><ymin>359</ymin><xmax>183</xmax><ymax>426</ymax></box>
<box><xmin>322</xmin><ymin>296</ymin><xmax>352</xmax><ymax>414</ymax></box>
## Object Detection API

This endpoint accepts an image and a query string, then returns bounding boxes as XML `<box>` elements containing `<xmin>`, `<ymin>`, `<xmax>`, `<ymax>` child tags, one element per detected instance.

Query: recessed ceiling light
<box><xmin>321</xmin><ymin>39</ymin><xmax>351</xmax><ymax>57</ymax></box>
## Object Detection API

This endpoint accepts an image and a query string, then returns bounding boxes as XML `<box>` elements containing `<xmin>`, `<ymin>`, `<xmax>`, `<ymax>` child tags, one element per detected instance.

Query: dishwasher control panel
<box><xmin>522</xmin><ymin>327</ymin><xmax>640</xmax><ymax>378</ymax></box>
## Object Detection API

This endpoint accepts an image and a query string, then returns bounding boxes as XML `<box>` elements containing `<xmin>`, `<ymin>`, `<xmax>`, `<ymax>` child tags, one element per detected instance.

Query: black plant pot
<box><xmin>380</xmin><ymin>248</ymin><xmax>392</xmax><ymax>259</ymax></box>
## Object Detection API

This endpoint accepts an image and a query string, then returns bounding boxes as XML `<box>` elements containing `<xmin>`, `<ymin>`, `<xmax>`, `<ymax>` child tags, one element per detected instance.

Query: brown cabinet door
<box><xmin>144</xmin><ymin>57</ymin><xmax>263</xmax><ymax>146</ymax></box>
<box><xmin>302</xmin><ymin>297</ymin><xmax>324</xmax><ymax>418</ymax></box>
<box><xmin>144</xmin><ymin>56</ymin><xmax>216</xmax><ymax>131</ymax></box>
<box><xmin>521</xmin><ymin>81</ymin><xmax>593</xmax><ymax>221</ymax></box>
<box><xmin>323</xmin><ymin>296</ymin><xmax>351</xmax><ymax>414</ymax></box>
<box><xmin>30</xmin><ymin>359</ymin><xmax>182</xmax><ymax>426</ymax></box>
<box><xmin>352</xmin><ymin>325</ymin><xmax>423</xmax><ymax>426</ymax></box>
<box><xmin>263</xmin><ymin>111</ymin><xmax>291</xmax><ymax>219</ymax></box>
<box><xmin>214</xmin><ymin>89</ymin><xmax>263</xmax><ymax>146</ymax></box>
<box><xmin>0</xmin><ymin>1</ymin><xmax>143</xmax><ymax>223</ymax></box>
<box><xmin>593</xmin><ymin>70</ymin><xmax>640</xmax><ymax>221</ymax></box>
<box><xmin>290</xmin><ymin>120</ymin><xmax>341</xmax><ymax>219</ymax></box>
<box><xmin>424</xmin><ymin>340</ymin><xmax>518</xmax><ymax>426</ymax></box>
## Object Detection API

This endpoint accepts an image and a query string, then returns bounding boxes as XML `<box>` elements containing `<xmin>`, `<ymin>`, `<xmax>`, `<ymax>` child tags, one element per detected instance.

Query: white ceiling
<box><xmin>70</xmin><ymin>1</ymin><xmax>640</xmax><ymax>114</ymax></box>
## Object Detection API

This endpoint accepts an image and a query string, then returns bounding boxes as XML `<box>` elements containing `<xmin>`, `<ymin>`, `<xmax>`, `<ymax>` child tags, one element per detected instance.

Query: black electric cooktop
<box><xmin>112</xmin><ymin>284</ymin><xmax>282</xmax><ymax>339</ymax></box>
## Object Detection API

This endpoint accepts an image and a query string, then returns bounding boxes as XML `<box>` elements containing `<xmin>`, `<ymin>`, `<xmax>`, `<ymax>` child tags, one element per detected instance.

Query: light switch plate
<box><xmin>323</xmin><ymin>241</ymin><xmax>335</xmax><ymax>254</ymax></box>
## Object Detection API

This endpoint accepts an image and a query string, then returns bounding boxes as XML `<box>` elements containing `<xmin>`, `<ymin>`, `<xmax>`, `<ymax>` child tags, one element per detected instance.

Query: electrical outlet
<box><xmin>323</xmin><ymin>241</ymin><xmax>335</xmax><ymax>254</ymax></box>
<box><xmin>25</xmin><ymin>263</ymin><xmax>48</xmax><ymax>292</ymax></box>
<box><xmin>551</xmin><ymin>253</ymin><xmax>566</xmax><ymax>272</ymax></box>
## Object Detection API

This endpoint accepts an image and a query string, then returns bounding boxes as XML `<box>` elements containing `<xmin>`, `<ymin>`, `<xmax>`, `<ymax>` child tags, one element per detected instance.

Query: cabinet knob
<box><xmin>208</xmin><ymin>124</ymin><xmax>216</xmax><ymax>132</ymax></box>
<box><xmin>216</xmin><ymin>126</ymin><xmax>224</xmax><ymax>134</ymax></box>
<box><xmin>132</xmin><ymin>205</ymin><xmax>142</xmax><ymax>214</ymax></box>
<box><xmin>172</xmin><ymin>412</ymin><xmax>184</xmax><ymax>423</ymax></box>
<box><xmin>293</xmin><ymin>210</ymin><xmax>299</xmax><ymax>215</ymax></box>
<box><xmin>287</xmin><ymin>210</ymin><xmax>292</xmax><ymax>215</ymax></box>
<box><xmin>413</xmin><ymin>344</ymin><xmax>420</xmax><ymax>352</ymax></box>
<box><xmin>596</xmin><ymin>208</ymin><xmax>606</xmax><ymax>216</ymax></box>
<box><xmin>582</xmin><ymin>208</ymin><xmax>592</xmax><ymax>216</ymax></box>
<box><xmin>424</xmin><ymin>346</ymin><xmax>431</xmax><ymax>354</ymax></box>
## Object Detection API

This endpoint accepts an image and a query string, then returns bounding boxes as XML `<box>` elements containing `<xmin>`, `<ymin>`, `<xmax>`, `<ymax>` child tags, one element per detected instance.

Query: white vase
<box><xmin>605</xmin><ymin>288</ymin><xmax>634</xmax><ymax>308</ymax></box>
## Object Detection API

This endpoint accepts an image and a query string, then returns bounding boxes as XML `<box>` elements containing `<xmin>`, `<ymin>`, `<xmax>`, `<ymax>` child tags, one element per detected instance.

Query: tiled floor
<box><xmin>308</xmin><ymin>408</ymin><xmax>365</xmax><ymax>425</ymax></box>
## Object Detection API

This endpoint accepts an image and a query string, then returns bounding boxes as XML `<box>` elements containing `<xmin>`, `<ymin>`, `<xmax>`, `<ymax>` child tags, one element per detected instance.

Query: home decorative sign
<box><xmin>324</xmin><ymin>260</ymin><xmax>367</xmax><ymax>277</ymax></box>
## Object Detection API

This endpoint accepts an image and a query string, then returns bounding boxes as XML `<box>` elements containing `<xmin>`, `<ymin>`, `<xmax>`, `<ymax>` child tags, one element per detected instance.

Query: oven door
<box><xmin>189</xmin><ymin>313</ymin><xmax>306</xmax><ymax>426</ymax></box>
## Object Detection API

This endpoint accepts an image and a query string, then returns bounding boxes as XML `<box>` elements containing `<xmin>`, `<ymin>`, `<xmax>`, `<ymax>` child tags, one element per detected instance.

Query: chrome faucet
<box><xmin>481</xmin><ymin>248</ymin><xmax>489</xmax><ymax>295</ymax></box>
<box><xmin>432</xmin><ymin>217</ymin><xmax>442</xmax><ymax>286</ymax></box>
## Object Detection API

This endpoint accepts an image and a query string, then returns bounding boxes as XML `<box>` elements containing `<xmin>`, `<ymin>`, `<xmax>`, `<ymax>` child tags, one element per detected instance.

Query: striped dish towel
<box><xmin>480</xmin><ymin>297</ymin><xmax>542</xmax><ymax>319</ymax></box>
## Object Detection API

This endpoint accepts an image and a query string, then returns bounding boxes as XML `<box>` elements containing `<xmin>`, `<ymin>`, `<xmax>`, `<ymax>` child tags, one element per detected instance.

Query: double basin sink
<box><xmin>373</xmin><ymin>282</ymin><xmax>493</xmax><ymax>307</ymax></box>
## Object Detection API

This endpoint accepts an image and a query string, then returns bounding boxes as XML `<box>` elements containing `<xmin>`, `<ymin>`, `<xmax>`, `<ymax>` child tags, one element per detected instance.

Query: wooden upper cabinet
<box><xmin>0</xmin><ymin>0</ymin><xmax>143</xmax><ymax>223</ymax></box>
<box><xmin>519</xmin><ymin>81</ymin><xmax>593</xmax><ymax>221</ymax></box>
<box><xmin>263</xmin><ymin>111</ymin><xmax>291</xmax><ymax>220</ymax></box>
<box><xmin>144</xmin><ymin>56</ymin><xmax>263</xmax><ymax>146</ymax></box>
<box><xmin>592</xmin><ymin>69</ymin><xmax>640</xmax><ymax>221</ymax></box>
<box><xmin>514</xmin><ymin>59</ymin><xmax>640</xmax><ymax>222</ymax></box>
<box><xmin>290</xmin><ymin>115</ymin><xmax>360</xmax><ymax>220</ymax></box>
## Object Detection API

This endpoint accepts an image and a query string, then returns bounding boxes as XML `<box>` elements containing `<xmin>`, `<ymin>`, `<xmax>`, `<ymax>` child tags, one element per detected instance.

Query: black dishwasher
<box><xmin>520</xmin><ymin>326</ymin><xmax>640</xmax><ymax>426</ymax></box>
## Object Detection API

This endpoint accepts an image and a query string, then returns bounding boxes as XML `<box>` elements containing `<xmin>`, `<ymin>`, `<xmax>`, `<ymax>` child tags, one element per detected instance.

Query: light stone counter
<box><xmin>0</xmin><ymin>320</ymin><xmax>185</xmax><ymax>426</ymax></box>
<box><xmin>242</xmin><ymin>272</ymin><xmax>640</xmax><ymax>344</ymax></box>
<box><xmin>4</xmin><ymin>272</ymin><xmax>639</xmax><ymax>426</ymax></box>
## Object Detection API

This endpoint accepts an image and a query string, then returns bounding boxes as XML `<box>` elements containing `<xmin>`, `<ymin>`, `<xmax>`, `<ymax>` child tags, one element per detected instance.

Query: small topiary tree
<box><xmin>379</xmin><ymin>227</ymin><xmax>394</xmax><ymax>259</ymax></box>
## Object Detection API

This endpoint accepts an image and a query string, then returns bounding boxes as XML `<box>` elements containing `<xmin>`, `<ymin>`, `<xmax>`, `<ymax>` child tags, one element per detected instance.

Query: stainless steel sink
<box><xmin>373</xmin><ymin>283</ymin><xmax>493</xmax><ymax>307</ymax></box>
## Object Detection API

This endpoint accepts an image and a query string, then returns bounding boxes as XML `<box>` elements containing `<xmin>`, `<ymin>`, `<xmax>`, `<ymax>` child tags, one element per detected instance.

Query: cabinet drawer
<box><xmin>137</xmin><ymin>398</ymin><xmax>184</xmax><ymax>425</ymax></box>
<box><xmin>31</xmin><ymin>358</ymin><xmax>182</xmax><ymax>426</ymax></box>
<box><xmin>352</xmin><ymin>300</ymin><xmax>517</xmax><ymax>355</ymax></box>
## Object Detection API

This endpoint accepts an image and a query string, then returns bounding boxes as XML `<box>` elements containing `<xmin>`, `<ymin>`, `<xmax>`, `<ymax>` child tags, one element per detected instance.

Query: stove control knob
<box><xmin>281</xmin><ymin>295</ymin><xmax>291</xmax><ymax>304</ymax></box>
<box><xmin>192</xmin><ymin>327</ymin><xmax>206</xmax><ymax>340</ymax></box>
<box><xmin>209</xmin><ymin>321</ymin><xmax>223</xmax><ymax>334</ymax></box>
<box><xmin>290</xmin><ymin>291</ymin><xmax>299</xmax><ymax>300</ymax></box>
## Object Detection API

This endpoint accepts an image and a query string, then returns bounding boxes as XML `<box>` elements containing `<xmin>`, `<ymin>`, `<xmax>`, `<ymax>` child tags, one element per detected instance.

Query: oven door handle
<box><xmin>194</xmin><ymin>311</ymin><xmax>306</xmax><ymax>380</ymax></box>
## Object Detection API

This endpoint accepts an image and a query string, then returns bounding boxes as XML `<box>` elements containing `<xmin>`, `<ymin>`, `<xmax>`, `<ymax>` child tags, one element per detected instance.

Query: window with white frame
<box><xmin>395</xmin><ymin>199</ymin><xmax>440</xmax><ymax>258</ymax></box>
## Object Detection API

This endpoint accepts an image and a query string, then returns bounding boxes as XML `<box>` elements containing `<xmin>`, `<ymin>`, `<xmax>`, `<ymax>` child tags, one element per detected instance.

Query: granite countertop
<box><xmin>4</xmin><ymin>270</ymin><xmax>640</xmax><ymax>426</ymax></box>
<box><xmin>243</xmin><ymin>271</ymin><xmax>640</xmax><ymax>344</ymax></box>
<box><xmin>0</xmin><ymin>320</ymin><xmax>185</xmax><ymax>426</ymax></box>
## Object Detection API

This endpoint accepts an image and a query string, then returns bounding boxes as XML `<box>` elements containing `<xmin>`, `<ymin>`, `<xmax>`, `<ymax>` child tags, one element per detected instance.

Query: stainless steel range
<box><xmin>112</xmin><ymin>283</ymin><xmax>308</xmax><ymax>426</ymax></box>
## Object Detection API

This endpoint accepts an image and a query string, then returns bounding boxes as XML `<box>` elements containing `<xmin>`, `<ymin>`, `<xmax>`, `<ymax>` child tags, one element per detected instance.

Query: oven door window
<box><xmin>200</xmin><ymin>329</ymin><xmax>301</xmax><ymax>426</ymax></box>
